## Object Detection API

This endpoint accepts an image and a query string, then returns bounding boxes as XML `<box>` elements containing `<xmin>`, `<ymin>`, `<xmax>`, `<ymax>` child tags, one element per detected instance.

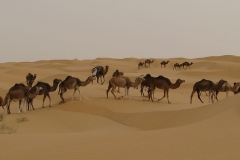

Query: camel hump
<box><xmin>65</xmin><ymin>76</ymin><xmax>72</xmax><ymax>80</ymax></box>
<box><xmin>91</xmin><ymin>66</ymin><xmax>102</xmax><ymax>73</ymax></box>
<box><xmin>156</xmin><ymin>75</ymin><xmax>171</xmax><ymax>85</ymax></box>
<box><xmin>144</xmin><ymin>74</ymin><xmax>152</xmax><ymax>78</ymax></box>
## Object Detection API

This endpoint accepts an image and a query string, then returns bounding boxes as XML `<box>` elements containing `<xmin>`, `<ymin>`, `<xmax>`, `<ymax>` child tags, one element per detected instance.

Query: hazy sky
<box><xmin>1</xmin><ymin>0</ymin><xmax>240</xmax><ymax>62</ymax></box>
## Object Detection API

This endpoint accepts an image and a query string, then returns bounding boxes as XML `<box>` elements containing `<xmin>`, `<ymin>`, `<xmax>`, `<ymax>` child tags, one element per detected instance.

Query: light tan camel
<box><xmin>138</xmin><ymin>62</ymin><xmax>144</xmax><ymax>70</ymax></box>
<box><xmin>26</xmin><ymin>73</ymin><xmax>37</xmax><ymax>85</ymax></box>
<box><xmin>144</xmin><ymin>59</ymin><xmax>154</xmax><ymax>67</ymax></box>
<box><xmin>5</xmin><ymin>86</ymin><xmax>42</xmax><ymax>114</ymax></box>
<box><xmin>190</xmin><ymin>79</ymin><xmax>226</xmax><ymax>104</ymax></box>
<box><xmin>160</xmin><ymin>61</ymin><xmax>169</xmax><ymax>68</ymax></box>
<box><xmin>58</xmin><ymin>76</ymin><xmax>95</xmax><ymax>103</ymax></box>
<box><xmin>106</xmin><ymin>75</ymin><xmax>145</xmax><ymax>100</ymax></box>
<box><xmin>112</xmin><ymin>70</ymin><xmax>124</xmax><ymax>93</ymax></box>
<box><xmin>148</xmin><ymin>76</ymin><xmax>185</xmax><ymax>104</ymax></box>
<box><xmin>28</xmin><ymin>79</ymin><xmax>62</xmax><ymax>108</ymax></box>
<box><xmin>92</xmin><ymin>65</ymin><xmax>109</xmax><ymax>85</ymax></box>
<box><xmin>214</xmin><ymin>81</ymin><xmax>240</xmax><ymax>101</ymax></box>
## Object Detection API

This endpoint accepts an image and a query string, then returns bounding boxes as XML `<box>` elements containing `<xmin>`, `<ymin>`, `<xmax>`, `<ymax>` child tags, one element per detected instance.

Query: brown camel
<box><xmin>0</xmin><ymin>95</ymin><xmax>8</xmax><ymax>111</ymax></box>
<box><xmin>5</xmin><ymin>86</ymin><xmax>42</xmax><ymax>114</ymax></box>
<box><xmin>190</xmin><ymin>79</ymin><xmax>226</xmax><ymax>104</ymax></box>
<box><xmin>29</xmin><ymin>78</ymin><xmax>62</xmax><ymax>108</ymax></box>
<box><xmin>182</xmin><ymin>62</ymin><xmax>193</xmax><ymax>70</ymax></box>
<box><xmin>148</xmin><ymin>76</ymin><xmax>185</xmax><ymax>104</ymax></box>
<box><xmin>214</xmin><ymin>81</ymin><xmax>240</xmax><ymax>101</ymax></box>
<box><xmin>139</xmin><ymin>74</ymin><xmax>156</xmax><ymax>98</ymax></box>
<box><xmin>58</xmin><ymin>76</ymin><xmax>95</xmax><ymax>103</ymax></box>
<box><xmin>138</xmin><ymin>62</ymin><xmax>144</xmax><ymax>70</ymax></box>
<box><xmin>106</xmin><ymin>75</ymin><xmax>145</xmax><ymax>100</ymax></box>
<box><xmin>234</xmin><ymin>82</ymin><xmax>240</xmax><ymax>94</ymax></box>
<box><xmin>26</xmin><ymin>73</ymin><xmax>37</xmax><ymax>85</ymax></box>
<box><xmin>160</xmin><ymin>61</ymin><xmax>169</xmax><ymax>68</ymax></box>
<box><xmin>173</xmin><ymin>63</ymin><xmax>184</xmax><ymax>70</ymax></box>
<box><xmin>144</xmin><ymin>59</ymin><xmax>154</xmax><ymax>68</ymax></box>
<box><xmin>112</xmin><ymin>70</ymin><xmax>124</xmax><ymax>93</ymax></box>
<box><xmin>91</xmin><ymin>65</ymin><xmax>109</xmax><ymax>85</ymax></box>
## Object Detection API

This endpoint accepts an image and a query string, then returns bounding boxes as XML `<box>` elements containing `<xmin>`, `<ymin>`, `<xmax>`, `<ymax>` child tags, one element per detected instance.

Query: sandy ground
<box><xmin>0</xmin><ymin>55</ymin><xmax>240</xmax><ymax>160</ymax></box>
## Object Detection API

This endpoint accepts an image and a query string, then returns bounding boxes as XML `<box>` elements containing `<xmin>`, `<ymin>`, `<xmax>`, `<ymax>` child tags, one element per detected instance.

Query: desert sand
<box><xmin>1</xmin><ymin>55</ymin><xmax>240</xmax><ymax>160</ymax></box>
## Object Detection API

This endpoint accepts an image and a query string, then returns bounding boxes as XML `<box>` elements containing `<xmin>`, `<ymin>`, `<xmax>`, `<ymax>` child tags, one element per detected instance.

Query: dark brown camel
<box><xmin>26</xmin><ymin>73</ymin><xmax>37</xmax><ymax>85</ymax></box>
<box><xmin>173</xmin><ymin>63</ymin><xmax>182</xmax><ymax>70</ymax></box>
<box><xmin>5</xmin><ymin>85</ymin><xmax>42</xmax><ymax>114</ymax></box>
<box><xmin>106</xmin><ymin>75</ymin><xmax>145</xmax><ymax>100</ymax></box>
<box><xmin>138</xmin><ymin>62</ymin><xmax>144</xmax><ymax>70</ymax></box>
<box><xmin>30</xmin><ymin>78</ymin><xmax>62</xmax><ymax>108</ymax></box>
<box><xmin>182</xmin><ymin>62</ymin><xmax>193</xmax><ymax>70</ymax></box>
<box><xmin>144</xmin><ymin>59</ymin><xmax>154</xmax><ymax>68</ymax></box>
<box><xmin>234</xmin><ymin>82</ymin><xmax>240</xmax><ymax>94</ymax></box>
<box><xmin>148</xmin><ymin>76</ymin><xmax>185</xmax><ymax>104</ymax></box>
<box><xmin>160</xmin><ymin>61</ymin><xmax>169</xmax><ymax>68</ymax></box>
<box><xmin>139</xmin><ymin>74</ymin><xmax>156</xmax><ymax>98</ymax></box>
<box><xmin>58</xmin><ymin>76</ymin><xmax>95</xmax><ymax>103</ymax></box>
<box><xmin>91</xmin><ymin>65</ymin><xmax>109</xmax><ymax>85</ymax></box>
<box><xmin>190</xmin><ymin>79</ymin><xmax>226</xmax><ymax>104</ymax></box>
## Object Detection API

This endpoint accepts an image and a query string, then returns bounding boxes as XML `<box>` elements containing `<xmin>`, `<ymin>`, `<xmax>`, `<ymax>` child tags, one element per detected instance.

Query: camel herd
<box><xmin>138</xmin><ymin>59</ymin><xmax>193</xmax><ymax>70</ymax></box>
<box><xmin>0</xmin><ymin>64</ymin><xmax>240</xmax><ymax>115</ymax></box>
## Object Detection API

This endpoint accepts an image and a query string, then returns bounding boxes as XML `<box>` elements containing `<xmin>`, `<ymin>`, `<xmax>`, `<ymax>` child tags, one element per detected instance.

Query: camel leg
<box><xmin>42</xmin><ymin>94</ymin><xmax>47</xmax><ymax>108</ymax></box>
<box><xmin>101</xmin><ymin>75</ymin><xmax>105</xmax><ymax>85</ymax></box>
<box><xmin>190</xmin><ymin>91</ymin><xmax>196</xmax><ymax>104</ymax></box>
<box><xmin>72</xmin><ymin>89</ymin><xmax>77</xmax><ymax>101</ymax></box>
<box><xmin>106</xmin><ymin>84</ymin><xmax>112</xmax><ymax>99</ymax></box>
<box><xmin>111</xmin><ymin>87</ymin><xmax>118</xmax><ymax>99</ymax></box>
<box><xmin>18</xmin><ymin>100</ymin><xmax>22</xmax><ymax>113</ymax></box>
<box><xmin>7</xmin><ymin>100</ymin><xmax>11</xmax><ymax>114</ymax></box>
<box><xmin>18</xmin><ymin>99</ymin><xmax>24</xmax><ymax>114</ymax></box>
<box><xmin>197</xmin><ymin>90</ymin><xmax>204</xmax><ymax>103</ymax></box>
<box><xmin>166</xmin><ymin>89</ymin><xmax>171</xmax><ymax>104</ymax></box>
<box><xmin>226</xmin><ymin>91</ymin><xmax>229</xmax><ymax>97</ymax></box>
<box><xmin>117</xmin><ymin>87</ymin><xmax>120</xmax><ymax>93</ymax></box>
<box><xmin>148</xmin><ymin>87</ymin><xmax>155</xmax><ymax>102</ymax></box>
<box><xmin>46</xmin><ymin>93</ymin><xmax>51</xmax><ymax>107</ymax></box>
<box><xmin>77</xmin><ymin>88</ymin><xmax>81</xmax><ymax>100</ymax></box>
<box><xmin>60</xmin><ymin>88</ymin><xmax>67</xmax><ymax>103</ymax></box>
<box><xmin>158</xmin><ymin>89</ymin><xmax>166</xmax><ymax>102</ymax></box>
<box><xmin>127</xmin><ymin>88</ymin><xmax>130</xmax><ymax>100</ymax></box>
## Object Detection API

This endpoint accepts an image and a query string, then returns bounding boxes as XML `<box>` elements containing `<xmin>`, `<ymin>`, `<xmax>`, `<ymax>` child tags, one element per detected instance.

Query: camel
<box><xmin>160</xmin><ymin>61</ymin><xmax>169</xmax><ymax>68</ymax></box>
<box><xmin>5</xmin><ymin>86</ymin><xmax>42</xmax><ymax>114</ymax></box>
<box><xmin>148</xmin><ymin>76</ymin><xmax>185</xmax><ymax>104</ymax></box>
<box><xmin>112</xmin><ymin>70</ymin><xmax>124</xmax><ymax>93</ymax></box>
<box><xmin>106</xmin><ymin>75</ymin><xmax>145</xmax><ymax>100</ymax></box>
<box><xmin>138</xmin><ymin>74</ymin><xmax>156</xmax><ymax>98</ymax></box>
<box><xmin>214</xmin><ymin>81</ymin><xmax>240</xmax><ymax>101</ymax></box>
<box><xmin>91</xmin><ymin>65</ymin><xmax>109</xmax><ymax>85</ymax></box>
<box><xmin>0</xmin><ymin>95</ymin><xmax>8</xmax><ymax>111</ymax></box>
<box><xmin>26</xmin><ymin>73</ymin><xmax>37</xmax><ymax>85</ymax></box>
<box><xmin>234</xmin><ymin>82</ymin><xmax>240</xmax><ymax>94</ymax></box>
<box><xmin>182</xmin><ymin>62</ymin><xmax>193</xmax><ymax>70</ymax></box>
<box><xmin>29</xmin><ymin>78</ymin><xmax>62</xmax><ymax>108</ymax></box>
<box><xmin>173</xmin><ymin>63</ymin><xmax>183</xmax><ymax>70</ymax></box>
<box><xmin>190</xmin><ymin>79</ymin><xmax>226</xmax><ymax>104</ymax></box>
<box><xmin>138</xmin><ymin>62</ymin><xmax>144</xmax><ymax>70</ymax></box>
<box><xmin>144</xmin><ymin>59</ymin><xmax>154</xmax><ymax>68</ymax></box>
<box><xmin>58</xmin><ymin>76</ymin><xmax>95</xmax><ymax>103</ymax></box>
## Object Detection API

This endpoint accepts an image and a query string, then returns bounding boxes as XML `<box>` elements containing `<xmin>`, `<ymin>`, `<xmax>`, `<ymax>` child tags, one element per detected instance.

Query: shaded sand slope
<box><xmin>1</xmin><ymin>55</ymin><xmax>240</xmax><ymax>159</ymax></box>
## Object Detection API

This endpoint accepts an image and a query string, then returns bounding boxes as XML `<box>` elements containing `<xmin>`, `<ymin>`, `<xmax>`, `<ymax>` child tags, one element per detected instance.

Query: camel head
<box><xmin>89</xmin><ymin>75</ymin><xmax>96</xmax><ymax>81</ymax></box>
<box><xmin>176</xmin><ymin>79</ymin><xmax>185</xmax><ymax>84</ymax></box>
<box><xmin>233</xmin><ymin>82</ymin><xmax>240</xmax><ymax>94</ymax></box>
<box><xmin>53</xmin><ymin>78</ymin><xmax>62</xmax><ymax>84</ymax></box>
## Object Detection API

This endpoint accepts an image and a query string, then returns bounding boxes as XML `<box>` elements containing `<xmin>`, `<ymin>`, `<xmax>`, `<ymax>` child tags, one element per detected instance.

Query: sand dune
<box><xmin>0</xmin><ymin>55</ymin><xmax>240</xmax><ymax>160</ymax></box>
